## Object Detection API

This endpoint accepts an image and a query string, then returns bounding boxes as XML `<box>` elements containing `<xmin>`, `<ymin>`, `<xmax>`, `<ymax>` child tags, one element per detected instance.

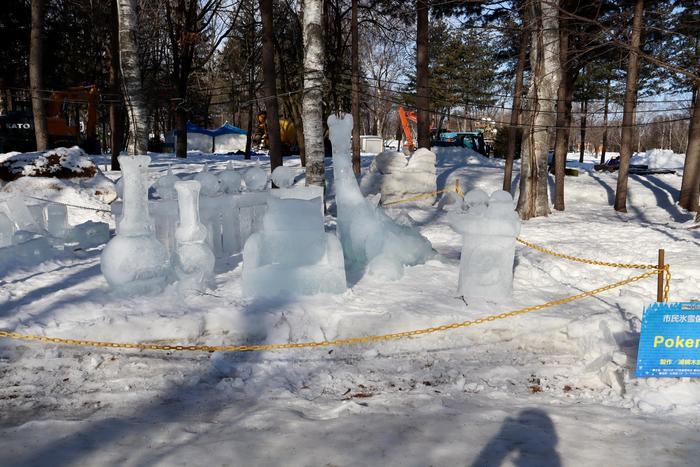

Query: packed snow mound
<box><xmin>631</xmin><ymin>149</ymin><xmax>685</xmax><ymax>169</ymax></box>
<box><xmin>0</xmin><ymin>146</ymin><xmax>97</xmax><ymax>181</ymax></box>
<box><xmin>432</xmin><ymin>146</ymin><xmax>503</xmax><ymax>168</ymax></box>
<box><xmin>360</xmin><ymin>148</ymin><xmax>437</xmax><ymax>205</ymax></box>
<box><xmin>1</xmin><ymin>176</ymin><xmax>112</xmax><ymax>225</ymax></box>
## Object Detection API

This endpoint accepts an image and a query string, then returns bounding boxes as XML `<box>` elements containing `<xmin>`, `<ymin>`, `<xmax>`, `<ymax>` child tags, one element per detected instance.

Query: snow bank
<box><xmin>0</xmin><ymin>146</ymin><xmax>97</xmax><ymax>181</ymax></box>
<box><xmin>631</xmin><ymin>149</ymin><xmax>686</xmax><ymax>169</ymax></box>
<box><xmin>1</xmin><ymin>176</ymin><xmax>112</xmax><ymax>225</ymax></box>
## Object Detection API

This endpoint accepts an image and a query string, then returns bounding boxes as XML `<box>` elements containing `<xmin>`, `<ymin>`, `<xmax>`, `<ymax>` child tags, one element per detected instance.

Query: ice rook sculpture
<box><xmin>242</xmin><ymin>196</ymin><xmax>346</xmax><ymax>297</ymax></box>
<box><xmin>449</xmin><ymin>189</ymin><xmax>521</xmax><ymax>300</ymax></box>
<box><xmin>101</xmin><ymin>155</ymin><xmax>170</xmax><ymax>295</ymax></box>
<box><xmin>329</xmin><ymin>113</ymin><xmax>433</xmax><ymax>280</ymax></box>
<box><xmin>173</xmin><ymin>180</ymin><xmax>215</xmax><ymax>293</ymax></box>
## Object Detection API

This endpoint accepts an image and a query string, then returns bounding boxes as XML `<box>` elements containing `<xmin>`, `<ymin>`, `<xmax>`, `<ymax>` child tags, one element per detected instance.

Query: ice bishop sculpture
<box><xmin>448</xmin><ymin>189</ymin><xmax>521</xmax><ymax>300</ymax></box>
<box><xmin>173</xmin><ymin>180</ymin><xmax>215</xmax><ymax>293</ymax></box>
<box><xmin>101</xmin><ymin>155</ymin><xmax>170</xmax><ymax>295</ymax></box>
<box><xmin>329</xmin><ymin>113</ymin><xmax>433</xmax><ymax>280</ymax></box>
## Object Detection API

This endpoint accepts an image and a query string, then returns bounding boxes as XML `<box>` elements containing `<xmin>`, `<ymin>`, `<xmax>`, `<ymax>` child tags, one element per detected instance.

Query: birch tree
<box><xmin>302</xmin><ymin>0</ymin><xmax>325</xmax><ymax>187</ymax></box>
<box><xmin>116</xmin><ymin>0</ymin><xmax>149</xmax><ymax>155</ymax></box>
<box><xmin>516</xmin><ymin>0</ymin><xmax>561</xmax><ymax>219</ymax></box>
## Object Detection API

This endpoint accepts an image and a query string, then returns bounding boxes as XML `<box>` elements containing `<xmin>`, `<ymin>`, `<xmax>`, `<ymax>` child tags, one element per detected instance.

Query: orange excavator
<box><xmin>398</xmin><ymin>106</ymin><xmax>435</xmax><ymax>152</ymax></box>
<box><xmin>0</xmin><ymin>85</ymin><xmax>100</xmax><ymax>153</ymax></box>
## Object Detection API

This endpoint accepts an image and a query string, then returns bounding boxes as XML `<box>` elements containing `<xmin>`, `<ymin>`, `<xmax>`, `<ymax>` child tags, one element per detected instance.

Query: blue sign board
<box><xmin>636</xmin><ymin>302</ymin><xmax>700</xmax><ymax>378</ymax></box>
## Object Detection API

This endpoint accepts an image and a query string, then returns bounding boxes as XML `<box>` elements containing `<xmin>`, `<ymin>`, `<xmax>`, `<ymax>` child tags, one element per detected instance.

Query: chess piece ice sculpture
<box><xmin>244</xmin><ymin>162</ymin><xmax>268</xmax><ymax>191</ymax></box>
<box><xmin>449</xmin><ymin>189</ymin><xmax>521</xmax><ymax>301</ymax></box>
<box><xmin>173</xmin><ymin>180</ymin><xmax>215</xmax><ymax>293</ymax></box>
<box><xmin>194</xmin><ymin>163</ymin><xmax>221</xmax><ymax>197</ymax></box>
<box><xmin>242</xmin><ymin>196</ymin><xmax>346</xmax><ymax>297</ymax></box>
<box><xmin>0</xmin><ymin>213</ymin><xmax>15</xmax><ymax>248</ymax></box>
<box><xmin>101</xmin><ymin>155</ymin><xmax>170</xmax><ymax>295</ymax></box>
<box><xmin>219</xmin><ymin>162</ymin><xmax>242</xmax><ymax>194</ymax></box>
<box><xmin>154</xmin><ymin>165</ymin><xmax>179</xmax><ymax>200</ymax></box>
<box><xmin>329</xmin><ymin>113</ymin><xmax>433</xmax><ymax>280</ymax></box>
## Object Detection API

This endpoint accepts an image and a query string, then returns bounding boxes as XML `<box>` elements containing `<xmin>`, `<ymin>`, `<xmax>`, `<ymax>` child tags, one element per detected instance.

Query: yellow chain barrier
<box><xmin>0</xmin><ymin>269</ymin><xmax>659</xmax><ymax>353</ymax></box>
<box><xmin>515</xmin><ymin>238</ymin><xmax>660</xmax><ymax>270</ymax></box>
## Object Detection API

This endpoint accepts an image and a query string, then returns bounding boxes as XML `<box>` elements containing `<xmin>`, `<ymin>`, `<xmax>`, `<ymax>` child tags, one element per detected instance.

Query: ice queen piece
<box><xmin>448</xmin><ymin>189</ymin><xmax>521</xmax><ymax>300</ymax></box>
<box><xmin>329</xmin><ymin>114</ymin><xmax>433</xmax><ymax>280</ymax></box>
<box><xmin>101</xmin><ymin>156</ymin><xmax>170</xmax><ymax>295</ymax></box>
<box><xmin>173</xmin><ymin>180</ymin><xmax>215</xmax><ymax>293</ymax></box>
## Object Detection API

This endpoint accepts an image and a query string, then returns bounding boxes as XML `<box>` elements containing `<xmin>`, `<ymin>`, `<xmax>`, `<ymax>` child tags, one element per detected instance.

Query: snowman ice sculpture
<box><xmin>449</xmin><ymin>189</ymin><xmax>521</xmax><ymax>301</ymax></box>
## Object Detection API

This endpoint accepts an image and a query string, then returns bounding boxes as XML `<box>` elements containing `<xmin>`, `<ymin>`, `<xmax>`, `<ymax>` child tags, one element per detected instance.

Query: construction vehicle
<box><xmin>399</xmin><ymin>106</ymin><xmax>488</xmax><ymax>156</ymax></box>
<box><xmin>0</xmin><ymin>85</ymin><xmax>100</xmax><ymax>153</ymax></box>
<box><xmin>254</xmin><ymin>111</ymin><xmax>298</xmax><ymax>155</ymax></box>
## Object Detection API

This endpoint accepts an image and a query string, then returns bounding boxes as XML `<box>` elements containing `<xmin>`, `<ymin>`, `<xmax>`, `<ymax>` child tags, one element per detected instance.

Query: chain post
<box><xmin>657</xmin><ymin>249</ymin><xmax>665</xmax><ymax>302</ymax></box>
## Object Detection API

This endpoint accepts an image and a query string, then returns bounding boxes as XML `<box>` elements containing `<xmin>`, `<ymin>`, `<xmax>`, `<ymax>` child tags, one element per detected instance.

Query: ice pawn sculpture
<box><xmin>194</xmin><ymin>163</ymin><xmax>221</xmax><ymax>197</ymax></box>
<box><xmin>101</xmin><ymin>155</ymin><xmax>170</xmax><ymax>295</ymax></box>
<box><xmin>154</xmin><ymin>165</ymin><xmax>179</xmax><ymax>200</ymax></box>
<box><xmin>219</xmin><ymin>161</ymin><xmax>242</xmax><ymax>194</ymax></box>
<box><xmin>450</xmin><ymin>189</ymin><xmax>521</xmax><ymax>301</ymax></box>
<box><xmin>173</xmin><ymin>180</ymin><xmax>215</xmax><ymax>293</ymax></box>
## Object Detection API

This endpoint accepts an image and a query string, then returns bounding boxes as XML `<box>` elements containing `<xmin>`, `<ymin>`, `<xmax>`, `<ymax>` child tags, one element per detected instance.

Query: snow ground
<box><xmin>1</xmin><ymin>149</ymin><xmax>699</xmax><ymax>466</ymax></box>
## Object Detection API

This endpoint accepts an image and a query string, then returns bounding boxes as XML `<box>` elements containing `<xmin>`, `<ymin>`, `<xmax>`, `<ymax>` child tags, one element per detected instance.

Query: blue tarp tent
<box><xmin>165</xmin><ymin>122</ymin><xmax>248</xmax><ymax>153</ymax></box>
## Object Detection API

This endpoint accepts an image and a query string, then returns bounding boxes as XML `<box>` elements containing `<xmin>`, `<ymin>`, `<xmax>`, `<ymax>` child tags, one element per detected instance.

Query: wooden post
<box><xmin>657</xmin><ymin>249</ymin><xmax>665</xmax><ymax>302</ymax></box>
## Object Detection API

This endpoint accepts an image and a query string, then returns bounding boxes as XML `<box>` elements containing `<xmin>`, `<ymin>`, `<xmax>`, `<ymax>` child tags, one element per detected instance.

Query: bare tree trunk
<box><xmin>351</xmin><ymin>0</ymin><xmax>361</xmax><ymax>174</ymax></box>
<box><xmin>416</xmin><ymin>0</ymin><xmax>430</xmax><ymax>149</ymax></box>
<box><xmin>117</xmin><ymin>0</ymin><xmax>148</xmax><ymax>155</ymax></box>
<box><xmin>614</xmin><ymin>0</ymin><xmax>644</xmax><ymax>212</ymax></box>
<box><xmin>600</xmin><ymin>77</ymin><xmax>611</xmax><ymax>164</ymax></box>
<box><xmin>259</xmin><ymin>0</ymin><xmax>283</xmax><ymax>173</ymax></box>
<box><xmin>553</xmin><ymin>14</ymin><xmax>572</xmax><ymax>212</ymax></box>
<box><xmin>30</xmin><ymin>0</ymin><xmax>49</xmax><ymax>151</ymax></box>
<box><xmin>579</xmin><ymin>98</ymin><xmax>588</xmax><ymax>163</ymax></box>
<box><xmin>679</xmin><ymin>89</ymin><xmax>700</xmax><ymax>212</ymax></box>
<box><xmin>108</xmin><ymin>0</ymin><xmax>122</xmax><ymax>170</ymax></box>
<box><xmin>516</xmin><ymin>0</ymin><xmax>560</xmax><ymax>220</ymax></box>
<box><xmin>245</xmin><ymin>2</ymin><xmax>256</xmax><ymax>161</ymax></box>
<box><xmin>302</xmin><ymin>0</ymin><xmax>325</xmax><ymax>187</ymax></box>
<box><xmin>503</xmin><ymin>10</ymin><xmax>528</xmax><ymax>193</ymax></box>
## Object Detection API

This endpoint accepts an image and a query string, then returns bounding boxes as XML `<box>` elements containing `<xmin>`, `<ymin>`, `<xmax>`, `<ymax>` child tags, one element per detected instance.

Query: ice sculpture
<box><xmin>219</xmin><ymin>162</ymin><xmax>242</xmax><ymax>194</ymax></box>
<box><xmin>173</xmin><ymin>180</ymin><xmax>215</xmax><ymax>293</ymax></box>
<box><xmin>66</xmin><ymin>221</ymin><xmax>110</xmax><ymax>249</ymax></box>
<box><xmin>101</xmin><ymin>155</ymin><xmax>170</xmax><ymax>295</ymax></box>
<box><xmin>271</xmin><ymin>165</ymin><xmax>296</xmax><ymax>188</ymax></box>
<box><xmin>194</xmin><ymin>163</ymin><xmax>221</xmax><ymax>197</ymax></box>
<box><xmin>244</xmin><ymin>162</ymin><xmax>268</xmax><ymax>191</ymax></box>
<box><xmin>0</xmin><ymin>213</ymin><xmax>14</xmax><ymax>248</ymax></box>
<box><xmin>360</xmin><ymin>148</ymin><xmax>437</xmax><ymax>205</ymax></box>
<box><xmin>449</xmin><ymin>189</ymin><xmax>521</xmax><ymax>301</ymax></box>
<box><xmin>154</xmin><ymin>165</ymin><xmax>179</xmax><ymax>200</ymax></box>
<box><xmin>242</xmin><ymin>196</ymin><xmax>346</xmax><ymax>297</ymax></box>
<box><xmin>11</xmin><ymin>230</ymin><xmax>52</xmax><ymax>264</ymax></box>
<box><xmin>46</xmin><ymin>203</ymin><xmax>68</xmax><ymax>239</ymax></box>
<box><xmin>329</xmin><ymin>113</ymin><xmax>433</xmax><ymax>280</ymax></box>
<box><xmin>0</xmin><ymin>195</ymin><xmax>41</xmax><ymax>233</ymax></box>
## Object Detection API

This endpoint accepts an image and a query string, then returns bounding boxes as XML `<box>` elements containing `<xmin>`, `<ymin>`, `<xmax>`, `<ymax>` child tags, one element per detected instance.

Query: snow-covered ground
<box><xmin>1</xmin><ymin>149</ymin><xmax>699</xmax><ymax>466</ymax></box>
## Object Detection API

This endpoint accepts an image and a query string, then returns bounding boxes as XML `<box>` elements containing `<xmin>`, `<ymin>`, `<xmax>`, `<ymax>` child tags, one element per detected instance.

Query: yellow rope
<box><xmin>0</xmin><ymin>269</ymin><xmax>659</xmax><ymax>353</ymax></box>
